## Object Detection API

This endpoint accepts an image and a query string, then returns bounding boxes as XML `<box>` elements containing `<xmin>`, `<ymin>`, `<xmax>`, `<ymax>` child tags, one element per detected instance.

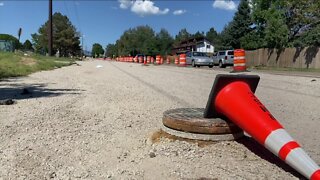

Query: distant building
<box><xmin>171</xmin><ymin>37</ymin><xmax>214</xmax><ymax>55</ymax></box>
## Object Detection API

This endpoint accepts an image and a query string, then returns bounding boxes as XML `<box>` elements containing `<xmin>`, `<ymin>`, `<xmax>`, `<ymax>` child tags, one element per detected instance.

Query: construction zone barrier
<box><xmin>167</xmin><ymin>57</ymin><xmax>170</xmax><ymax>64</ymax></box>
<box><xmin>175</xmin><ymin>56</ymin><xmax>179</xmax><ymax>65</ymax></box>
<box><xmin>147</xmin><ymin>56</ymin><xmax>151</xmax><ymax>64</ymax></box>
<box><xmin>232</xmin><ymin>49</ymin><xmax>247</xmax><ymax>72</ymax></box>
<box><xmin>160</xmin><ymin>57</ymin><xmax>163</xmax><ymax>64</ymax></box>
<box><xmin>139</xmin><ymin>56</ymin><xmax>143</xmax><ymax>63</ymax></box>
<box><xmin>203</xmin><ymin>74</ymin><xmax>320</xmax><ymax>180</ymax></box>
<box><xmin>156</xmin><ymin>55</ymin><xmax>161</xmax><ymax>65</ymax></box>
<box><xmin>151</xmin><ymin>56</ymin><xmax>154</xmax><ymax>64</ymax></box>
<box><xmin>179</xmin><ymin>54</ymin><xmax>186</xmax><ymax>66</ymax></box>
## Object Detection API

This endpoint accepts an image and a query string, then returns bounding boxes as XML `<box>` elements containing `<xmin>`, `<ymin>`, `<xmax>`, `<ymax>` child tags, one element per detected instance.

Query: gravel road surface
<box><xmin>1</xmin><ymin>60</ymin><xmax>319</xmax><ymax>179</ymax></box>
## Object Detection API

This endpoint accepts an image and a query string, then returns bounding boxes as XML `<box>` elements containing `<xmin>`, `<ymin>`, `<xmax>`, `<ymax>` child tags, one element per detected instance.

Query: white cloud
<box><xmin>212</xmin><ymin>0</ymin><xmax>237</xmax><ymax>11</ymax></box>
<box><xmin>173</xmin><ymin>9</ymin><xmax>186</xmax><ymax>15</ymax></box>
<box><xmin>119</xmin><ymin>0</ymin><xmax>169</xmax><ymax>16</ymax></box>
<box><xmin>119</xmin><ymin>0</ymin><xmax>133</xmax><ymax>9</ymax></box>
<box><xmin>0</xmin><ymin>2</ymin><xmax>4</xmax><ymax>6</ymax></box>
<box><xmin>131</xmin><ymin>0</ymin><xmax>169</xmax><ymax>16</ymax></box>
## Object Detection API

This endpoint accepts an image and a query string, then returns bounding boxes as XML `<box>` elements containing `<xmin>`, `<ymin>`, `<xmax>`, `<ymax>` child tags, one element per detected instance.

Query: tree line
<box><xmin>2</xmin><ymin>0</ymin><xmax>319</xmax><ymax>57</ymax></box>
<box><xmin>1</xmin><ymin>12</ymin><xmax>81</xmax><ymax>57</ymax></box>
<box><xmin>104</xmin><ymin>0</ymin><xmax>320</xmax><ymax>58</ymax></box>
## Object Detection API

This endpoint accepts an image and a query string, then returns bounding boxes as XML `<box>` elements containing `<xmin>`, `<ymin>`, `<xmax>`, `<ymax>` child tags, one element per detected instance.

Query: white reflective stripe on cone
<box><xmin>233</xmin><ymin>63</ymin><xmax>246</xmax><ymax>67</ymax></box>
<box><xmin>285</xmin><ymin>148</ymin><xmax>320</xmax><ymax>179</ymax></box>
<box><xmin>234</xmin><ymin>56</ymin><xmax>245</xmax><ymax>60</ymax></box>
<box><xmin>264</xmin><ymin>129</ymin><xmax>294</xmax><ymax>155</ymax></box>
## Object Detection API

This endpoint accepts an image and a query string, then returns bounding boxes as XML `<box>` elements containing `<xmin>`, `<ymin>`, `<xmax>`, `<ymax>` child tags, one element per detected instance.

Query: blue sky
<box><xmin>0</xmin><ymin>0</ymin><xmax>238</xmax><ymax>51</ymax></box>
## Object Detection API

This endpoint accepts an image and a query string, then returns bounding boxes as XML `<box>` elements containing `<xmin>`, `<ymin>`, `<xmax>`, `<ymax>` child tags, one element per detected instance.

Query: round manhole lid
<box><xmin>162</xmin><ymin>108</ymin><xmax>242</xmax><ymax>134</ymax></box>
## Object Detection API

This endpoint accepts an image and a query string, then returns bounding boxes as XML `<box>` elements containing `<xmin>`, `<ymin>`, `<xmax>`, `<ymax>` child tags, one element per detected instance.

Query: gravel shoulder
<box><xmin>1</xmin><ymin>60</ymin><xmax>319</xmax><ymax>179</ymax></box>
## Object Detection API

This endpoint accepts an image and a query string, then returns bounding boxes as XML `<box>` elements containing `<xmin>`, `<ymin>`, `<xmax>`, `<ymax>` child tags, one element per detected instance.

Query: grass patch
<box><xmin>0</xmin><ymin>52</ymin><xmax>75</xmax><ymax>79</ymax></box>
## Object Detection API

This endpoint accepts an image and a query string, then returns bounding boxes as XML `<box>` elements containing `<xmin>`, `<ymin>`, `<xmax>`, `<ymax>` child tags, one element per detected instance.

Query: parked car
<box><xmin>186</xmin><ymin>51</ymin><xmax>213</xmax><ymax>68</ymax></box>
<box><xmin>212</xmin><ymin>50</ymin><xmax>234</xmax><ymax>68</ymax></box>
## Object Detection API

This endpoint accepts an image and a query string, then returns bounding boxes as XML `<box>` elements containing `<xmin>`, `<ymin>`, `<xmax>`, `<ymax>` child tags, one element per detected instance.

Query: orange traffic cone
<box><xmin>204</xmin><ymin>74</ymin><xmax>320</xmax><ymax>180</ymax></box>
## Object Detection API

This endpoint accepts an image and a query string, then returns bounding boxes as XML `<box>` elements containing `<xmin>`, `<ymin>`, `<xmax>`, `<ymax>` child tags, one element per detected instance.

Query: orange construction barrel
<box><xmin>231</xmin><ymin>49</ymin><xmax>248</xmax><ymax>72</ymax></box>
<box><xmin>179</xmin><ymin>54</ymin><xmax>186</xmax><ymax>66</ymax></box>
<box><xmin>139</xmin><ymin>56</ymin><xmax>143</xmax><ymax>63</ymax></box>
<box><xmin>175</xmin><ymin>56</ymin><xmax>179</xmax><ymax>65</ymax></box>
<box><xmin>147</xmin><ymin>56</ymin><xmax>151</xmax><ymax>64</ymax></box>
<box><xmin>156</xmin><ymin>55</ymin><xmax>161</xmax><ymax>65</ymax></box>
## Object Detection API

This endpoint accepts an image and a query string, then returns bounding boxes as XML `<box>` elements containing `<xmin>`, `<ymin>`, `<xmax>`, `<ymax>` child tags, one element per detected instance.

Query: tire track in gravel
<box><xmin>109</xmin><ymin>62</ymin><xmax>193</xmax><ymax>107</ymax></box>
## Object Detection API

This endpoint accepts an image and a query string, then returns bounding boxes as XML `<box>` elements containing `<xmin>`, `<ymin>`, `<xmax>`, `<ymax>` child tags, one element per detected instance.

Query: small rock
<box><xmin>149</xmin><ymin>152</ymin><xmax>156</xmax><ymax>158</ymax></box>
<box><xmin>0</xmin><ymin>99</ymin><xmax>16</xmax><ymax>105</ymax></box>
<box><xmin>49</xmin><ymin>172</ymin><xmax>56</xmax><ymax>178</ymax></box>
<box><xmin>311</xmin><ymin>79</ymin><xmax>316</xmax><ymax>82</ymax></box>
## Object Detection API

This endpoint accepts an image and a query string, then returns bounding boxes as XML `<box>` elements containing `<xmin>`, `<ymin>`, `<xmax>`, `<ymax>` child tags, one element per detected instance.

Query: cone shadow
<box><xmin>236</xmin><ymin>136</ymin><xmax>305</xmax><ymax>179</ymax></box>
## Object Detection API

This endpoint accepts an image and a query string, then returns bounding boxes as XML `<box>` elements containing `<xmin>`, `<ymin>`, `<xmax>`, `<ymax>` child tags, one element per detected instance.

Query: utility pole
<box><xmin>48</xmin><ymin>0</ymin><xmax>53</xmax><ymax>56</ymax></box>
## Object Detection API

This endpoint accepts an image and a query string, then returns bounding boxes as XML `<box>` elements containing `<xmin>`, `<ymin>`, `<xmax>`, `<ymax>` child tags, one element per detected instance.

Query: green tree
<box><xmin>219</xmin><ymin>23</ymin><xmax>234</xmax><ymax>50</ymax></box>
<box><xmin>283</xmin><ymin>0</ymin><xmax>320</xmax><ymax>44</ymax></box>
<box><xmin>105</xmin><ymin>43</ymin><xmax>118</xmax><ymax>58</ymax></box>
<box><xmin>0</xmin><ymin>34</ymin><xmax>22</xmax><ymax>50</ymax></box>
<box><xmin>174</xmin><ymin>28</ymin><xmax>191</xmax><ymax>46</ymax></box>
<box><xmin>206</xmin><ymin>27</ymin><xmax>223</xmax><ymax>50</ymax></box>
<box><xmin>239</xmin><ymin>30</ymin><xmax>264</xmax><ymax>50</ymax></box>
<box><xmin>155</xmin><ymin>28</ymin><xmax>174</xmax><ymax>55</ymax></box>
<box><xmin>115</xmin><ymin>25</ymin><xmax>156</xmax><ymax>56</ymax></box>
<box><xmin>252</xmin><ymin>0</ymin><xmax>289</xmax><ymax>48</ymax></box>
<box><xmin>23</xmin><ymin>40</ymin><xmax>33</xmax><ymax>51</ymax></box>
<box><xmin>91</xmin><ymin>43</ymin><xmax>104</xmax><ymax>57</ymax></box>
<box><xmin>264</xmin><ymin>6</ymin><xmax>289</xmax><ymax>48</ymax></box>
<box><xmin>224</xmin><ymin>0</ymin><xmax>252</xmax><ymax>49</ymax></box>
<box><xmin>296</xmin><ymin>24</ymin><xmax>320</xmax><ymax>46</ymax></box>
<box><xmin>32</xmin><ymin>12</ymin><xmax>81</xmax><ymax>56</ymax></box>
<box><xmin>192</xmin><ymin>31</ymin><xmax>205</xmax><ymax>39</ymax></box>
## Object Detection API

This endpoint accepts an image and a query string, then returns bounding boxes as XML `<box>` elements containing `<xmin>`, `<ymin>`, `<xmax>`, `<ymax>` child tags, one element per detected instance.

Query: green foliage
<box><xmin>23</xmin><ymin>40</ymin><xmax>33</xmax><ymax>51</ymax></box>
<box><xmin>192</xmin><ymin>31</ymin><xmax>205</xmax><ymax>39</ymax></box>
<box><xmin>206</xmin><ymin>28</ymin><xmax>222</xmax><ymax>50</ymax></box>
<box><xmin>31</xmin><ymin>12</ymin><xmax>81</xmax><ymax>57</ymax></box>
<box><xmin>220</xmin><ymin>0</ymin><xmax>252</xmax><ymax>49</ymax></box>
<box><xmin>105</xmin><ymin>44</ymin><xmax>118</xmax><ymax>58</ymax></box>
<box><xmin>155</xmin><ymin>28</ymin><xmax>174</xmax><ymax>55</ymax></box>
<box><xmin>0</xmin><ymin>34</ymin><xmax>22</xmax><ymax>50</ymax></box>
<box><xmin>174</xmin><ymin>28</ymin><xmax>191</xmax><ymax>46</ymax></box>
<box><xmin>91</xmin><ymin>43</ymin><xmax>104</xmax><ymax>57</ymax></box>
<box><xmin>214</xmin><ymin>0</ymin><xmax>319</xmax><ymax>49</ymax></box>
<box><xmin>294</xmin><ymin>24</ymin><xmax>320</xmax><ymax>47</ymax></box>
<box><xmin>240</xmin><ymin>30</ymin><xmax>265</xmax><ymax>50</ymax></box>
<box><xmin>106</xmin><ymin>0</ymin><xmax>319</xmax><ymax>55</ymax></box>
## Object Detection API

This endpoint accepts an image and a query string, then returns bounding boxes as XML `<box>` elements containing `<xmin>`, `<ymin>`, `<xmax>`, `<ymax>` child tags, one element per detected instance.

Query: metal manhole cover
<box><xmin>162</xmin><ymin>108</ymin><xmax>243</xmax><ymax>135</ymax></box>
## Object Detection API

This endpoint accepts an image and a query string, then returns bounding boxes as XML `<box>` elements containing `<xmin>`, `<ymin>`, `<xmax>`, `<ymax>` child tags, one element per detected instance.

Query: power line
<box><xmin>72</xmin><ymin>0</ymin><xmax>82</xmax><ymax>34</ymax></box>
